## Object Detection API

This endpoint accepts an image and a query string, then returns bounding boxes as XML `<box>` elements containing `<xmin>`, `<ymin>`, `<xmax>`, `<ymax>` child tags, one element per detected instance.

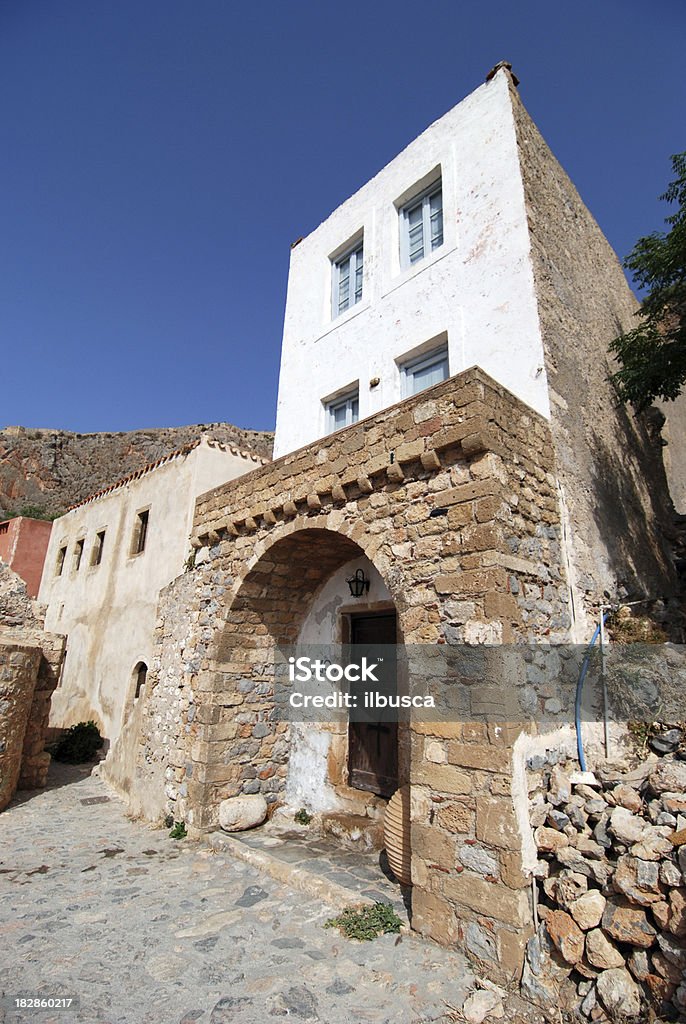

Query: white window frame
<box><xmin>325</xmin><ymin>389</ymin><xmax>360</xmax><ymax>433</ymax></box>
<box><xmin>332</xmin><ymin>239</ymin><xmax>364</xmax><ymax>318</ymax></box>
<box><xmin>400</xmin><ymin>344</ymin><xmax>449</xmax><ymax>398</ymax></box>
<box><xmin>399</xmin><ymin>180</ymin><xmax>443</xmax><ymax>269</ymax></box>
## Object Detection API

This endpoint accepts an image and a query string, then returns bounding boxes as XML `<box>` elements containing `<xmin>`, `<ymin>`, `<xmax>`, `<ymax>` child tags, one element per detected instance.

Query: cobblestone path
<box><xmin>0</xmin><ymin>764</ymin><xmax>474</xmax><ymax>1024</ymax></box>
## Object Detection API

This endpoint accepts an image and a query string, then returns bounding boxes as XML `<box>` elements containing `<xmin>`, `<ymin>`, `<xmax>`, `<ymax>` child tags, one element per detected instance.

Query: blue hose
<box><xmin>575</xmin><ymin>613</ymin><xmax>610</xmax><ymax>771</ymax></box>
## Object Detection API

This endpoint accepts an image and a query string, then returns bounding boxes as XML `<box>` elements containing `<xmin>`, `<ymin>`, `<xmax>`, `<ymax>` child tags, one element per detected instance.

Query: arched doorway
<box><xmin>198</xmin><ymin>526</ymin><xmax>407</xmax><ymax>829</ymax></box>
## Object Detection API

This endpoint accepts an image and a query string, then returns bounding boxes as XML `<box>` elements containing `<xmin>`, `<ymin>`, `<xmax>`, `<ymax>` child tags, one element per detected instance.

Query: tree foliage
<box><xmin>610</xmin><ymin>152</ymin><xmax>686</xmax><ymax>410</ymax></box>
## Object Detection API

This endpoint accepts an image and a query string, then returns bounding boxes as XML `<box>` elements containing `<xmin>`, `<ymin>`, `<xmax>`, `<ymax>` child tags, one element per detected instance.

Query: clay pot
<box><xmin>384</xmin><ymin>785</ymin><xmax>412</xmax><ymax>885</ymax></box>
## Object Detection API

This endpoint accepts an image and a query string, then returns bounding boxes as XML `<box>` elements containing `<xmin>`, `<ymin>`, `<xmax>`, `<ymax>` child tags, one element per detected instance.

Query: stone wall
<box><xmin>0</xmin><ymin>563</ymin><xmax>65</xmax><ymax>805</ymax></box>
<box><xmin>103</xmin><ymin>570</ymin><xmax>199</xmax><ymax>821</ymax></box>
<box><xmin>124</xmin><ymin>367</ymin><xmax>575</xmax><ymax>981</ymax></box>
<box><xmin>0</xmin><ymin>637</ymin><xmax>42</xmax><ymax>811</ymax></box>
<box><xmin>510</xmin><ymin>81</ymin><xmax>679</xmax><ymax>632</ymax></box>
<box><xmin>18</xmin><ymin>631</ymin><xmax>65</xmax><ymax>789</ymax></box>
<box><xmin>524</xmin><ymin>747</ymin><xmax>686</xmax><ymax>1020</ymax></box>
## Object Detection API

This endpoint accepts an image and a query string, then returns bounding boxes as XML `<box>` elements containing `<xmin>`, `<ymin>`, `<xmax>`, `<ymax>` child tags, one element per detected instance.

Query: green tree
<box><xmin>610</xmin><ymin>152</ymin><xmax>686</xmax><ymax>410</ymax></box>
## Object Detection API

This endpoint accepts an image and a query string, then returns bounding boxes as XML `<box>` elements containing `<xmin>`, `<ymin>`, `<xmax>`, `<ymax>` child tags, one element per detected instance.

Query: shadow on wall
<box><xmin>586</xmin><ymin>399</ymin><xmax>677</xmax><ymax>603</ymax></box>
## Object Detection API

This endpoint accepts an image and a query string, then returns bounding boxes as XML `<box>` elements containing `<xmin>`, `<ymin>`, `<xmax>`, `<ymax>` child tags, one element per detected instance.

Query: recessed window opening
<box><xmin>0</xmin><ymin>522</ymin><xmax>9</xmax><ymax>535</ymax></box>
<box><xmin>400</xmin><ymin>343</ymin><xmax>449</xmax><ymax>398</ymax></box>
<box><xmin>91</xmin><ymin>530</ymin><xmax>106</xmax><ymax>567</ymax></box>
<box><xmin>400</xmin><ymin>179</ymin><xmax>443</xmax><ymax>268</ymax></box>
<box><xmin>133</xmin><ymin>662</ymin><xmax>148</xmax><ymax>701</ymax></box>
<box><xmin>132</xmin><ymin>510</ymin><xmax>149</xmax><ymax>555</ymax></box>
<box><xmin>332</xmin><ymin>238</ymin><xmax>364</xmax><ymax>317</ymax></box>
<box><xmin>55</xmin><ymin>545</ymin><xmax>67</xmax><ymax>576</ymax></box>
<box><xmin>325</xmin><ymin>388</ymin><xmax>359</xmax><ymax>433</ymax></box>
<box><xmin>73</xmin><ymin>539</ymin><xmax>84</xmax><ymax>573</ymax></box>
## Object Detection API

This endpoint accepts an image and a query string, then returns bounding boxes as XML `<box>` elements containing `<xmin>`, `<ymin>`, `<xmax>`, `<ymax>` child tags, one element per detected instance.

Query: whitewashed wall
<box><xmin>273</xmin><ymin>69</ymin><xmax>548</xmax><ymax>457</ymax></box>
<box><xmin>38</xmin><ymin>440</ymin><xmax>258</xmax><ymax>741</ymax></box>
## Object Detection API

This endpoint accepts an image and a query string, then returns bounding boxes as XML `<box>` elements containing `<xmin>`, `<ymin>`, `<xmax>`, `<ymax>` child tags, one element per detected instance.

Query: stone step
<box><xmin>207</xmin><ymin>829</ymin><xmax>409</xmax><ymax>926</ymax></box>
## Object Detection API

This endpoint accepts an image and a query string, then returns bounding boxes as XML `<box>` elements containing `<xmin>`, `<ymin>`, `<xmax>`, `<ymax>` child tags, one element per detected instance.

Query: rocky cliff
<box><xmin>0</xmin><ymin>423</ymin><xmax>274</xmax><ymax>520</ymax></box>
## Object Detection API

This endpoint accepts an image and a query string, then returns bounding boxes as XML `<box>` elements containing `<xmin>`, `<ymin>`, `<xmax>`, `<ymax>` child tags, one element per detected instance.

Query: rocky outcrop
<box><xmin>0</xmin><ymin>422</ymin><xmax>274</xmax><ymax>519</ymax></box>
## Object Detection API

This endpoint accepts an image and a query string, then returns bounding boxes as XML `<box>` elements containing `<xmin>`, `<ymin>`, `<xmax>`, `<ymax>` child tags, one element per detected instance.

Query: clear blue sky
<box><xmin>1</xmin><ymin>0</ymin><xmax>683</xmax><ymax>434</ymax></box>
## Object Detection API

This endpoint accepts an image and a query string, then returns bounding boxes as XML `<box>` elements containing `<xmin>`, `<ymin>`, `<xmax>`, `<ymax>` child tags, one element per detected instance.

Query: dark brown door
<box><xmin>348</xmin><ymin>613</ymin><xmax>398</xmax><ymax>798</ymax></box>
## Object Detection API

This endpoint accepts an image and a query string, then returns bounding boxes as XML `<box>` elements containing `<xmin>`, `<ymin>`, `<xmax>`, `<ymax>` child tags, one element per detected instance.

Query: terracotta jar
<box><xmin>383</xmin><ymin>785</ymin><xmax>411</xmax><ymax>885</ymax></box>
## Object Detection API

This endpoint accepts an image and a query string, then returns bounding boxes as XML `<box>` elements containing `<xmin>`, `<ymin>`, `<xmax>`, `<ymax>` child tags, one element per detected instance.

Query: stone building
<box><xmin>65</xmin><ymin>66</ymin><xmax>684</xmax><ymax>981</ymax></box>
<box><xmin>38</xmin><ymin>436</ymin><xmax>268</xmax><ymax>753</ymax></box>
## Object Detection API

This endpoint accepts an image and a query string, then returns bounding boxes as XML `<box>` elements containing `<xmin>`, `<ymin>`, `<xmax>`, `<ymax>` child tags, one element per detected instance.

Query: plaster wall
<box><xmin>0</xmin><ymin>517</ymin><xmax>52</xmax><ymax>598</ymax></box>
<box><xmin>38</xmin><ymin>439</ymin><xmax>260</xmax><ymax>741</ymax></box>
<box><xmin>273</xmin><ymin>68</ymin><xmax>548</xmax><ymax>457</ymax></box>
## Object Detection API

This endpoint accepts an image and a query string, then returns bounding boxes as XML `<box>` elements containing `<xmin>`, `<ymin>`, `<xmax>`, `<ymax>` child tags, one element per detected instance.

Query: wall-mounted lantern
<box><xmin>347</xmin><ymin>568</ymin><xmax>370</xmax><ymax>598</ymax></box>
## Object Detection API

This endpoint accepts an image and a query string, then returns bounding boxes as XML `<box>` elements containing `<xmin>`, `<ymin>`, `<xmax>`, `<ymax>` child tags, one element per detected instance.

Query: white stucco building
<box><xmin>273</xmin><ymin>65</ymin><xmax>548</xmax><ymax>458</ymax></box>
<box><xmin>38</xmin><ymin>436</ymin><xmax>267</xmax><ymax>743</ymax></box>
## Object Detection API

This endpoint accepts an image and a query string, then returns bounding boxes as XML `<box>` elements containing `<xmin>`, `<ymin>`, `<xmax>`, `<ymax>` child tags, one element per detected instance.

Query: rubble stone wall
<box><xmin>0</xmin><ymin>563</ymin><xmax>65</xmax><ymax>804</ymax></box>
<box><xmin>0</xmin><ymin>637</ymin><xmax>42</xmax><ymax>811</ymax></box>
<box><xmin>18</xmin><ymin>631</ymin><xmax>65</xmax><ymax>789</ymax></box>
<box><xmin>526</xmin><ymin>747</ymin><xmax>686</xmax><ymax>1020</ymax></box>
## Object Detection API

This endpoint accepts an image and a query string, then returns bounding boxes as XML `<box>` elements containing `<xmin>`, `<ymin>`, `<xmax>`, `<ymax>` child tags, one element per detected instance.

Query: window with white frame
<box><xmin>325</xmin><ymin>389</ymin><xmax>359</xmax><ymax>433</ymax></box>
<box><xmin>400</xmin><ymin>344</ymin><xmax>449</xmax><ymax>398</ymax></box>
<box><xmin>332</xmin><ymin>240</ymin><xmax>363</xmax><ymax>317</ymax></box>
<box><xmin>400</xmin><ymin>180</ymin><xmax>443</xmax><ymax>268</ymax></box>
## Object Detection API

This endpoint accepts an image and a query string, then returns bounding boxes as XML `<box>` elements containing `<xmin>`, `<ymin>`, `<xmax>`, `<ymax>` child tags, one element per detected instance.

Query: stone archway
<box><xmin>190</xmin><ymin>525</ymin><xmax>408</xmax><ymax>833</ymax></box>
<box><xmin>140</xmin><ymin>369</ymin><xmax>570</xmax><ymax>980</ymax></box>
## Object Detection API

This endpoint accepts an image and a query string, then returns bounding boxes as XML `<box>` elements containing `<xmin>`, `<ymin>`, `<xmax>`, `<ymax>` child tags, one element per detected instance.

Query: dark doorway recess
<box><xmin>348</xmin><ymin>612</ymin><xmax>398</xmax><ymax>798</ymax></box>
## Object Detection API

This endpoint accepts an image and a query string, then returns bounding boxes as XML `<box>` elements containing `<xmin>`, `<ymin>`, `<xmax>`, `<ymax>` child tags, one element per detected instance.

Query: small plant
<box><xmin>324</xmin><ymin>902</ymin><xmax>402</xmax><ymax>941</ymax></box>
<box><xmin>169</xmin><ymin>821</ymin><xmax>187</xmax><ymax>840</ymax></box>
<box><xmin>52</xmin><ymin>721</ymin><xmax>103</xmax><ymax>763</ymax></box>
<box><xmin>294</xmin><ymin>808</ymin><xmax>312</xmax><ymax>825</ymax></box>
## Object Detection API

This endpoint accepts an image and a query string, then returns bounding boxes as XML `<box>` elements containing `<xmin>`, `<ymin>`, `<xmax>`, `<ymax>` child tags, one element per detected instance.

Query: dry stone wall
<box><xmin>0</xmin><ymin>637</ymin><xmax>42</xmax><ymax>811</ymax></box>
<box><xmin>0</xmin><ymin>563</ymin><xmax>65</xmax><ymax>805</ymax></box>
<box><xmin>525</xmin><ymin>744</ymin><xmax>686</xmax><ymax>1020</ymax></box>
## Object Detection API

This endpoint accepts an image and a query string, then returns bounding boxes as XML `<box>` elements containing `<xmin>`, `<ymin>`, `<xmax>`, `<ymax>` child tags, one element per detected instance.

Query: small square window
<box><xmin>131</xmin><ymin>510</ymin><xmax>149</xmax><ymax>555</ymax></box>
<box><xmin>325</xmin><ymin>389</ymin><xmax>359</xmax><ymax>433</ymax></box>
<box><xmin>400</xmin><ymin>344</ymin><xmax>449</xmax><ymax>398</ymax></box>
<box><xmin>332</xmin><ymin>240</ymin><xmax>363</xmax><ymax>317</ymax></box>
<box><xmin>91</xmin><ymin>530</ymin><xmax>106</xmax><ymax>567</ymax></box>
<box><xmin>400</xmin><ymin>180</ymin><xmax>443</xmax><ymax>268</ymax></box>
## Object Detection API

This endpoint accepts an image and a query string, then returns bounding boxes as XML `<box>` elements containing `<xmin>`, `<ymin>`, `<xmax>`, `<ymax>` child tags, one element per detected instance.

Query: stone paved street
<box><xmin>0</xmin><ymin>764</ymin><xmax>475</xmax><ymax>1024</ymax></box>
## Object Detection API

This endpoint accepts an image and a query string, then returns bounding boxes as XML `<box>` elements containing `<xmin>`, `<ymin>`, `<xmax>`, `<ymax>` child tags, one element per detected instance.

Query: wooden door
<box><xmin>348</xmin><ymin>613</ymin><xmax>398</xmax><ymax>797</ymax></box>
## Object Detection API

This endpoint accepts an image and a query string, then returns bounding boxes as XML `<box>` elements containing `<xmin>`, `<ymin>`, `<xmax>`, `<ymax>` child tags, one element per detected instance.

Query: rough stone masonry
<box><xmin>107</xmin><ymin>367</ymin><xmax>579</xmax><ymax>981</ymax></box>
